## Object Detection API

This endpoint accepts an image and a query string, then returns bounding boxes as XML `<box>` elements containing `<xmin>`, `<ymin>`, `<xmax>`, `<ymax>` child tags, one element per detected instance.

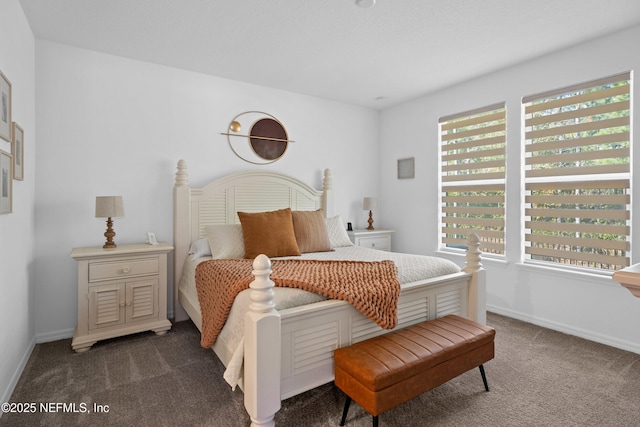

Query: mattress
<box><xmin>178</xmin><ymin>246</ymin><xmax>461</xmax><ymax>386</ymax></box>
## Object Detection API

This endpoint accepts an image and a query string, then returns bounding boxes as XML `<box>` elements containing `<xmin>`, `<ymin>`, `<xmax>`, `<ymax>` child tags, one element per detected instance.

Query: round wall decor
<box><xmin>222</xmin><ymin>111</ymin><xmax>294</xmax><ymax>164</ymax></box>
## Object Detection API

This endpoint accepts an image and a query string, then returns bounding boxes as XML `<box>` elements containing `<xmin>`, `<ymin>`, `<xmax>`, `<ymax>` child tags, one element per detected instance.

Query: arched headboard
<box><xmin>172</xmin><ymin>160</ymin><xmax>333</xmax><ymax>320</ymax></box>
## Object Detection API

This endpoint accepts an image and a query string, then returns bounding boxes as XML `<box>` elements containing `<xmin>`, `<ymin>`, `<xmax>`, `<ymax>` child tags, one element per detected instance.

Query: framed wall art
<box><xmin>0</xmin><ymin>70</ymin><xmax>11</xmax><ymax>142</ymax></box>
<box><xmin>0</xmin><ymin>149</ymin><xmax>12</xmax><ymax>214</ymax></box>
<box><xmin>12</xmin><ymin>122</ymin><xmax>23</xmax><ymax>180</ymax></box>
<box><xmin>397</xmin><ymin>157</ymin><xmax>415</xmax><ymax>179</ymax></box>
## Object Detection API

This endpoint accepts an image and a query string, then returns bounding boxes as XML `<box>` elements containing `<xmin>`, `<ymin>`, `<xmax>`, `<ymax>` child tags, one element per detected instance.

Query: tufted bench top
<box><xmin>335</xmin><ymin>315</ymin><xmax>495</xmax><ymax>391</ymax></box>
<box><xmin>334</xmin><ymin>314</ymin><xmax>495</xmax><ymax>424</ymax></box>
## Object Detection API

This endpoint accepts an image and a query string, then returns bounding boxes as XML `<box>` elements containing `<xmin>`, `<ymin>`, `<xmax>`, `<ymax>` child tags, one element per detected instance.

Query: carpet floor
<box><xmin>2</xmin><ymin>312</ymin><xmax>640</xmax><ymax>426</ymax></box>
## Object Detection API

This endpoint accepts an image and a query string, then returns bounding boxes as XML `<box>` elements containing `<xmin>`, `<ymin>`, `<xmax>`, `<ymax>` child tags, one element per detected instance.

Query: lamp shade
<box><xmin>362</xmin><ymin>197</ymin><xmax>377</xmax><ymax>211</ymax></box>
<box><xmin>95</xmin><ymin>196</ymin><xmax>124</xmax><ymax>218</ymax></box>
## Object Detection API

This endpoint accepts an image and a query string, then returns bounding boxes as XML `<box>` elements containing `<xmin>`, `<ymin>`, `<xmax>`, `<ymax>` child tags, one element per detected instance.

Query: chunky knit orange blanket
<box><xmin>195</xmin><ymin>259</ymin><xmax>400</xmax><ymax>348</ymax></box>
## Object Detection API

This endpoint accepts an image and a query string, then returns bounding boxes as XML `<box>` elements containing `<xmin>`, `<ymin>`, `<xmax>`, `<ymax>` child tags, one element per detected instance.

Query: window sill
<box><xmin>516</xmin><ymin>261</ymin><xmax>617</xmax><ymax>287</ymax></box>
<box><xmin>436</xmin><ymin>250</ymin><xmax>619</xmax><ymax>287</ymax></box>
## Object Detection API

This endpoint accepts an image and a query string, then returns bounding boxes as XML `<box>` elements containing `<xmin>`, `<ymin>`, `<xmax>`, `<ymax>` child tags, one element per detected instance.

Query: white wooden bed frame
<box><xmin>173</xmin><ymin>159</ymin><xmax>486</xmax><ymax>427</ymax></box>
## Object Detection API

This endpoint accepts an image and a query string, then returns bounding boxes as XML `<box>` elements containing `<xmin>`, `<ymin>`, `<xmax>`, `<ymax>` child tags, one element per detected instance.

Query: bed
<box><xmin>173</xmin><ymin>160</ymin><xmax>486</xmax><ymax>427</ymax></box>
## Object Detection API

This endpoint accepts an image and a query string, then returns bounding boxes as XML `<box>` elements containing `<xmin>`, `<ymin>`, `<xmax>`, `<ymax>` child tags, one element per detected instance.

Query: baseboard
<box><xmin>487</xmin><ymin>305</ymin><xmax>640</xmax><ymax>355</ymax></box>
<box><xmin>35</xmin><ymin>327</ymin><xmax>75</xmax><ymax>344</ymax></box>
<box><xmin>0</xmin><ymin>336</ymin><xmax>36</xmax><ymax>415</ymax></box>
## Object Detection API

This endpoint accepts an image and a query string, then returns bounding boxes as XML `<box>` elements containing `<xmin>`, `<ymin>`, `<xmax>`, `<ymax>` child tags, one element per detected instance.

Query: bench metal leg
<box><xmin>340</xmin><ymin>395</ymin><xmax>379</xmax><ymax>427</ymax></box>
<box><xmin>479</xmin><ymin>364</ymin><xmax>489</xmax><ymax>391</ymax></box>
<box><xmin>340</xmin><ymin>396</ymin><xmax>351</xmax><ymax>426</ymax></box>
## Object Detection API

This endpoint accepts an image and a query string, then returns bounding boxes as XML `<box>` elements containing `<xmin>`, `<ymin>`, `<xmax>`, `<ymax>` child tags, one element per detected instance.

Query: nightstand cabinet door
<box><xmin>88</xmin><ymin>279</ymin><xmax>159</xmax><ymax>331</ymax></box>
<box><xmin>126</xmin><ymin>279</ymin><xmax>159</xmax><ymax>322</ymax></box>
<box><xmin>88</xmin><ymin>283</ymin><xmax>125</xmax><ymax>330</ymax></box>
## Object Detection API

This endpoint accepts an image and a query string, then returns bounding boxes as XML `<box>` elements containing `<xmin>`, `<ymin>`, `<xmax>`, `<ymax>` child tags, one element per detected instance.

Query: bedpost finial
<box><xmin>323</xmin><ymin>168</ymin><xmax>333</xmax><ymax>191</ymax></box>
<box><xmin>249</xmin><ymin>255</ymin><xmax>276</xmax><ymax>313</ymax></box>
<box><xmin>253</xmin><ymin>254</ymin><xmax>271</xmax><ymax>271</ymax></box>
<box><xmin>468</xmin><ymin>233</ymin><xmax>480</xmax><ymax>245</ymax></box>
<box><xmin>176</xmin><ymin>159</ymin><xmax>188</xmax><ymax>186</ymax></box>
<box><xmin>463</xmin><ymin>233</ymin><xmax>482</xmax><ymax>272</ymax></box>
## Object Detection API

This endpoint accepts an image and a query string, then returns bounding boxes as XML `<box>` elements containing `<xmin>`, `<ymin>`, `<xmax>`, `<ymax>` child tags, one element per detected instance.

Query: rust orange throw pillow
<box><xmin>238</xmin><ymin>208</ymin><xmax>301</xmax><ymax>259</ymax></box>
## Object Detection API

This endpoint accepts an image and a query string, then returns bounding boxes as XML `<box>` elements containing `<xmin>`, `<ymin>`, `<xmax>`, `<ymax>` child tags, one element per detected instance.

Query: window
<box><xmin>523</xmin><ymin>72</ymin><xmax>631</xmax><ymax>271</ymax></box>
<box><xmin>439</xmin><ymin>103</ymin><xmax>506</xmax><ymax>255</ymax></box>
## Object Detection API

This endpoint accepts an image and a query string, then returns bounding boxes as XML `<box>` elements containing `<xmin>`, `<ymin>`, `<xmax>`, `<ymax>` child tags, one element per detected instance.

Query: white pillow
<box><xmin>205</xmin><ymin>224</ymin><xmax>245</xmax><ymax>259</ymax></box>
<box><xmin>188</xmin><ymin>238</ymin><xmax>212</xmax><ymax>260</ymax></box>
<box><xmin>325</xmin><ymin>215</ymin><xmax>354</xmax><ymax>248</ymax></box>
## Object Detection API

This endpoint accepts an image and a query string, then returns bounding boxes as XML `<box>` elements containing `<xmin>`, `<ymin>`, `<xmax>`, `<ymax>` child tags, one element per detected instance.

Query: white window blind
<box><xmin>439</xmin><ymin>103</ymin><xmax>506</xmax><ymax>255</ymax></box>
<box><xmin>523</xmin><ymin>72</ymin><xmax>631</xmax><ymax>271</ymax></box>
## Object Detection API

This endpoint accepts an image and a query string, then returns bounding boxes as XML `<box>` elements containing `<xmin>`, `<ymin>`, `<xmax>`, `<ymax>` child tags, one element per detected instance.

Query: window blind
<box><xmin>440</xmin><ymin>103</ymin><xmax>506</xmax><ymax>255</ymax></box>
<box><xmin>523</xmin><ymin>72</ymin><xmax>631</xmax><ymax>271</ymax></box>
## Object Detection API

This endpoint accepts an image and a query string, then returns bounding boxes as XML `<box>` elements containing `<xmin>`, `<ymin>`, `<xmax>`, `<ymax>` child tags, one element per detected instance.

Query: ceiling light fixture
<box><xmin>355</xmin><ymin>0</ymin><xmax>376</xmax><ymax>8</ymax></box>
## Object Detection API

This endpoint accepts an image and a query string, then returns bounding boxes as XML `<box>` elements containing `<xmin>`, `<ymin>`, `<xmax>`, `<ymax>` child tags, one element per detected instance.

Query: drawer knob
<box><xmin>120</xmin><ymin>301</ymin><xmax>125</xmax><ymax>307</ymax></box>
<box><xmin>371</xmin><ymin>243</ymin><xmax>376</xmax><ymax>247</ymax></box>
<box><xmin>122</xmin><ymin>266</ymin><xmax>130</xmax><ymax>274</ymax></box>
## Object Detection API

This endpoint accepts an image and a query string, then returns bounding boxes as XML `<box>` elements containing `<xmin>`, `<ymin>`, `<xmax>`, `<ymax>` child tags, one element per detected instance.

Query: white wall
<box><xmin>33</xmin><ymin>40</ymin><xmax>380</xmax><ymax>340</ymax></box>
<box><xmin>380</xmin><ymin>25</ymin><xmax>640</xmax><ymax>352</ymax></box>
<box><xmin>0</xmin><ymin>0</ymin><xmax>36</xmax><ymax>406</ymax></box>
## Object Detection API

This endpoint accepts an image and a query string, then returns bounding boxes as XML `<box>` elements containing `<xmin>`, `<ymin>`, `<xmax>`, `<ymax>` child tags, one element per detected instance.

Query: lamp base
<box><xmin>103</xmin><ymin>217</ymin><xmax>117</xmax><ymax>248</ymax></box>
<box><xmin>367</xmin><ymin>210</ymin><xmax>375</xmax><ymax>230</ymax></box>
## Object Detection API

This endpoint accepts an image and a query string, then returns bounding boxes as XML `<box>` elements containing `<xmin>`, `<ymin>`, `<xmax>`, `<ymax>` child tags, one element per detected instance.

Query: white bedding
<box><xmin>178</xmin><ymin>246</ymin><xmax>461</xmax><ymax>387</ymax></box>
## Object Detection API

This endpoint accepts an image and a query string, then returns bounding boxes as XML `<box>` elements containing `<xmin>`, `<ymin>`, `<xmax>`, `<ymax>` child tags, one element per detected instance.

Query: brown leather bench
<box><xmin>334</xmin><ymin>314</ymin><xmax>495</xmax><ymax>426</ymax></box>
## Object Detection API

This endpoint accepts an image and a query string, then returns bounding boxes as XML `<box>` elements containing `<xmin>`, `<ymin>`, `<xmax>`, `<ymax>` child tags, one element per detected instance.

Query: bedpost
<box><xmin>463</xmin><ymin>233</ymin><xmax>486</xmax><ymax>324</ymax></box>
<box><xmin>173</xmin><ymin>159</ymin><xmax>190</xmax><ymax>322</ymax></box>
<box><xmin>245</xmin><ymin>255</ymin><xmax>281</xmax><ymax>427</ymax></box>
<box><xmin>322</xmin><ymin>168</ymin><xmax>333</xmax><ymax>217</ymax></box>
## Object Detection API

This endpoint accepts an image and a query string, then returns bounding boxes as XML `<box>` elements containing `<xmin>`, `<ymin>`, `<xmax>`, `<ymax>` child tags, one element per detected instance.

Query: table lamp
<box><xmin>363</xmin><ymin>197</ymin><xmax>377</xmax><ymax>230</ymax></box>
<box><xmin>95</xmin><ymin>196</ymin><xmax>124</xmax><ymax>248</ymax></box>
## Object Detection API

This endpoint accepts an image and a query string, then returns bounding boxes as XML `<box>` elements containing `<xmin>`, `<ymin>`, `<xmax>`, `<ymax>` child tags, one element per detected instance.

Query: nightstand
<box><xmin>70</xmin><ymin>242</ymin><xmax>173</xmax><ymax>352</ymax></box>
<box><xmin>348</xmin><ymin>229</ymin><xmax>395</xmax><ymax>251</ymax></box>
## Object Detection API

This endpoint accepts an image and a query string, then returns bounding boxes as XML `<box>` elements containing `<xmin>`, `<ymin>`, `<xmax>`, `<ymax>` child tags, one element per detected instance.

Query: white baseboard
<box><xmin>487</xmin><ymin>304</ymin><xmax>640</xmax><ymax>355</ymax></box>
<box><xmin>0</xmin><ymin>336</ymin><xmax>35</xmax><ymax>416</ymax></box>
<box><xmin>35</xmin><ymin>328</ymin><xmax>74</xmax><ymax>344</ymax></box>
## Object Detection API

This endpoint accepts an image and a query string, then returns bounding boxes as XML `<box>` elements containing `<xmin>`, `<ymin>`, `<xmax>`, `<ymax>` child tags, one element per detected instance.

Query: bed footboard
<box><xmin>243</xmin><ymin>234</ymin><xmax>485</xmax><ymax>426</ymax></box>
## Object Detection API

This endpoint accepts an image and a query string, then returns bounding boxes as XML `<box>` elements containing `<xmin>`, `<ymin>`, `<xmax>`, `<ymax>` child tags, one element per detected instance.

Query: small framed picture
<box><xmin>12</xmin><ymin>122</ymin><xmax>23</xmax><ymax>180</ymax></box>
<box><xmin>0</xmin><ymin>149</ymin><xmax>13</xmax><ymax>214</ymax></box>
<box><xmin>0</xmin><ymin>70</ymin><xmax>11</xmax><ymax>142</ymax></box>
<box><xmin>147</xmin><ymin>232</ymin><xmax>158</xmax><ymax>245</ymax></box>
<box><xmin>397</xmin><ymin>157</ymin><xmax>415</xmax><ymax>179</ymax></box>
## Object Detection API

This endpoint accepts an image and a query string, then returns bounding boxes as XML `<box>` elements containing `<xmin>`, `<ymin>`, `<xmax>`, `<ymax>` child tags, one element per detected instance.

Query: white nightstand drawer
<box><xmin>358</xmin><ymin>236</ymin><xmax>391</xmax><ymax>251</ymax></box>
<box><xmin>349</xmin><ymin>229</ymin><xmax>395</xmax><ymax>252</ymax></box>
<box><xmin>89</xmin><ymin>257</ymin><xmax>159</xmax><ymax>282</ymax></box>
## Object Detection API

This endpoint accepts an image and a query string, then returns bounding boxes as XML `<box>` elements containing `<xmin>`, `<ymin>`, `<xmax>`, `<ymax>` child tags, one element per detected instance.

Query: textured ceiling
<box><xmin>19</xmin><ymin>0</ymin><xmax>640</xmax><ymax>109</ymax></box>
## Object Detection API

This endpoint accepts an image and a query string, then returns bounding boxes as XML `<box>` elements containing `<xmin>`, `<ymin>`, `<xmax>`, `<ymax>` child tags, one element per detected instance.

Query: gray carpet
<box><xmin>2</xmin><ymin>312</ymin><xmax>640</xmax><ymax>427</ymax></box>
